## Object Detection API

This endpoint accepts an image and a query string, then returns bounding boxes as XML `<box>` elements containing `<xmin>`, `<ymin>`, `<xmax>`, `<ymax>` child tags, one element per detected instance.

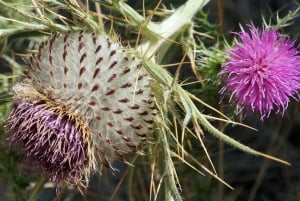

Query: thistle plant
<box><xmin>0</xmin><ymin>0</ymin><xmax>298</xmax><ymax>201</ymax></box>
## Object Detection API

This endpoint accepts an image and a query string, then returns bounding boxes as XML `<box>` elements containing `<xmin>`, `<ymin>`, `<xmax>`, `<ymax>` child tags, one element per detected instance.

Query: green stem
<box><xmin>113</xmin><ymin>0</ymin><xmax>210</xmax><ymax>58</ymax></box>
<box><xmin>161</xmin><ymin>127</ymin><xmax>182</xmax><ymax>201</ymax></box>
<box><xmin>127</xmin><ymin>166</ymin><xmax>135</xmax><ymax>201</ymax></box>
<box><xmin>139</xmin><ymin>0</ymin><xmax>210</xmax><ymax>58</ymax></box>
<box><xmin>27</xmin><ymin>176</ymin><xmax>46</xmax><ymax>201</ymax></box>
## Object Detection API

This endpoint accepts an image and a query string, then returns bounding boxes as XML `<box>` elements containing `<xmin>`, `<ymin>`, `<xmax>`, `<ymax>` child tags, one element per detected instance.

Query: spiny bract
<box><xmin>5</xmin><ymin>31</ymin><xmax>155</xmax><ymax>187</ymax></box>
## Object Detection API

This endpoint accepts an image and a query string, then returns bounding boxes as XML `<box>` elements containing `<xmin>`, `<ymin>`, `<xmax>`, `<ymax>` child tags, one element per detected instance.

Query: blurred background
<box><xmin>0</xmin><ymin>0</ymin><xmax>300</xmax><ymax>201</ymax></box>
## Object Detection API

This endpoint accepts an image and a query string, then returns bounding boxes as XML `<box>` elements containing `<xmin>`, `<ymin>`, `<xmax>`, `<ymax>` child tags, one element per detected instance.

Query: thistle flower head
<box><xmin>5</xmin><ymin>32</ymin><xmax>154</xmax><ymax>186</ymax></box>
<box><xmin>6</xmin><ymin>99</ymin><xmax>86</xmax><ymax>184</ymax></box>
<box><xmin>219</xmin><ymin>25</ymin><xmax>300</xmax><ymax>120</ymax></box>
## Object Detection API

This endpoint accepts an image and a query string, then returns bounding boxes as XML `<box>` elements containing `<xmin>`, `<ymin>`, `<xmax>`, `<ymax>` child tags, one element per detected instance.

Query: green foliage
<box><xmin>194</xmin><ymin>44</ymin><xmax>227</xmax><ymax>106</ymax></box>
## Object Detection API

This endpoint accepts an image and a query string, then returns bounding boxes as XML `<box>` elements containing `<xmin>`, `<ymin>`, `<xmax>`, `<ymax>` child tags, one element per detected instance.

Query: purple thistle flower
<box><xmin>6</xmin><ymin>100</ymin><xmax>87</xmax><ymax>185</ymax></box>
<box><xmin>219</xmin><ymin>25</ymin><xmax>300</xmax><ymax>120</ymax></box>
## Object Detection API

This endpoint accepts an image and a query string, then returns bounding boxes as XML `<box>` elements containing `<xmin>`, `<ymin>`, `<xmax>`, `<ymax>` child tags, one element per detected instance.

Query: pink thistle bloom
<box><xmin>219</xmin><ymin>25</ymin><xmax>300</xmax><ymax>120</ymax></box>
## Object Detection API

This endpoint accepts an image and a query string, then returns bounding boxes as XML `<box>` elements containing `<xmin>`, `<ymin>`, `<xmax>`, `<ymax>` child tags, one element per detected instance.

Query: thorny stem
<box><xmin>142</xmin><ymin>58</ymin><xmax>290</xmax><ymax>166</ymax></box>
<box><xmin>160</xmin><ymin>124</ymin><xmax>182</xmax><ymax>201</ymax></box>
